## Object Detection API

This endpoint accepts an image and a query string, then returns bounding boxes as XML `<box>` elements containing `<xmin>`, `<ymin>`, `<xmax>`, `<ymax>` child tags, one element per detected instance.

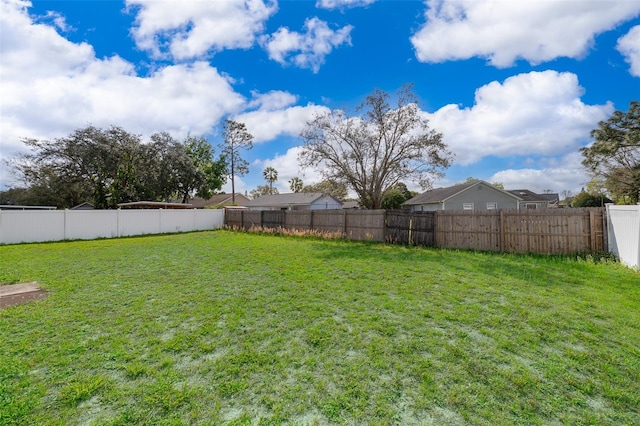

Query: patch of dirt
<box><xmin>0</xmin><ymin>282</ymin><xmax>48</xmax><ymax>309</ymax></box>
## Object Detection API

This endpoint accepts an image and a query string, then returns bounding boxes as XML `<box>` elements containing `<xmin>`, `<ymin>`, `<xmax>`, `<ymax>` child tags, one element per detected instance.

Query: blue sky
<box><xmin>1</xmin><ymin>0</ymin><xmax>639</xmax><ymax>197</ymax></box>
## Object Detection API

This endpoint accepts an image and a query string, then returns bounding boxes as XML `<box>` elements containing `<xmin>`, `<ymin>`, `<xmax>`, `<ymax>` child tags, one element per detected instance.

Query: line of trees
<box><xmin>5</xmin><ymin>87</ymin><xmax>634</xmax><ymax>211</ymax></box>
<box><xmin>3</xmin><ymin>123</ymin><xmax>253</xmax><ymax>209</ymax></box>
<box><xmin>1</xmin><ymin>86</ymin><xmax>454</xmax><ymax>211</ymax></box>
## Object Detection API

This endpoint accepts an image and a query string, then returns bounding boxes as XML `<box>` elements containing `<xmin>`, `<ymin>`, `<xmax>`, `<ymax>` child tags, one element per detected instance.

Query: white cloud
<box><xmin>261</xmin><ymin>17</ymin><xmax>353</xmax><ymax>73</ymax></box>
<box><xmin>221</xmin><ymin>176</ymin><xmax>249</xmax><ymax>195</ymax></box>
<box><xmin>247</xmin><ymin>90</ymin><xmax>298</xmax><ymax>110</ymax></box>
<box><xmin>127</xmin><ymin>0</ymin><xmax>277</xmax><ymax>60</ymax></box>
<box><xmin>490</xmin><ymin>152</ymin><xmax>591</xmax><ymax>194</ymax></box>
<box><xmin>0</xmin><ymin>0</ymin><xmax>245</xmax><ymax>174</ymax></box>
<box><xmin>617</xmin><ymin>25</ymin><xmax>640</xmax><ymax>77</ymax></box>
<box><xmin>257</xmin><ymin>146</ymin><xmax>324</xmax><ymax>192</ymax></box>
<box><xmin>316</xmin><ymin>0</ymin><xmax>376</xmax><ymax>10</ymax></box>
<box><xmin>411</xmin><ymin>0</ymin><xmax>640</xmax><ymax>67</ymax></box>
<box><xmin>234</xmin><ymin>92</ymin><xmax>329</xmax><ymax>143</ymax></box>
<box><xmin>425</xmin><ymin>70</ymin><xmax>613</xmax><ymax>165</ymax></box>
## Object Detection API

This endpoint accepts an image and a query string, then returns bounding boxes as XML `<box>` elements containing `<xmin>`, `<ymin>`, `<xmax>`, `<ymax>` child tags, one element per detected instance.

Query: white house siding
<box><xmin>309</xmin><ymin>195</ymin><xmax>343</xmax><ymax>210</ymax></box>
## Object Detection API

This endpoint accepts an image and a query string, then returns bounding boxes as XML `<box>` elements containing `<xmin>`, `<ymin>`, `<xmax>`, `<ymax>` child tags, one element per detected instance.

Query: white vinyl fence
<box><xmin>606</xmin><ymin>204</ymin><xmax>640</xmax><ymax>270</ymax></box>
<box><xmin>0</xmin><ymin>209</ymin><xmax>225</xmax><ymax>245</ymax></box>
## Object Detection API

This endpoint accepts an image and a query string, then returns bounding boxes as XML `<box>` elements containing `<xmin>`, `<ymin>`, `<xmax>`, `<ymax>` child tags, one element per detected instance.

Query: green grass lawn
<box><xmin>1</xmin><ymin>230</ymin><xmax>639</xmax><ymax>425</ymax></box>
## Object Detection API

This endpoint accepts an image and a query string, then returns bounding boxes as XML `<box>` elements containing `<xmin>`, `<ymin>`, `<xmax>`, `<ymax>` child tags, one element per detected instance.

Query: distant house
<box><xmin>507</xmin><ymin>190</ymin><xmax>560</xmax><ymax>209</ymax></box>
<box><xmin>189</xmin><ymin>193</ymin><xmax>250</xmax><ymax>209</ymax></box>
<box><xmin>403</xmin><ymin>180</ymin><xmax>521</xmax><ymax>211</ymax></box>
<box><xmin>244</xmin><ymin>193</ymin><xmax>343</xmax><ymax>211</ymax></box>
<box><xmin>342</xmin><ymin>201</ymin><xmax>361</xmax><ymax>209</ymax></box>
<box><xmin>70</xmin><ymin>202</ymin><xmax>94</xmax><ymax>210</ymax></box>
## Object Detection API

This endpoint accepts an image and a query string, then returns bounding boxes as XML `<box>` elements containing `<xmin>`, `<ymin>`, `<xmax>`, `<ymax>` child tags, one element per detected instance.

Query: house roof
<box><xmin>244</xmin><ymin>192</ymin><xmax>341</xmax><ymax>208</ymax></box>
<box><xmin>403</xmin><ymin>180</ymin><xmax>521</xmax><ymax>206</ymax></box>
<box><xmin>507</xmin><ymin>190</ymin><xmax>558</xmax><ymax>203</ymax></box>
<box><xmin>189</xmin><ymin>193</ymin><xmax>249</xmax><ymax>208</ymax></box>
<box><xmin>70</xmin><ymin>202</ymin><xmax>94</xmax><ymax>210</ymax></box>
<box><xmin>342</xmin><ymin>201</ymin><xmax>361</xmax><ymax>209</ymax></box>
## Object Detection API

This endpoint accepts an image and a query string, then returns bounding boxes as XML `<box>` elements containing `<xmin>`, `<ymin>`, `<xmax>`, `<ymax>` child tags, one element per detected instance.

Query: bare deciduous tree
<box><xmin>299</xmin><ymin>84</ymin><xmax>453</xmax><ymax>209</ymax></box>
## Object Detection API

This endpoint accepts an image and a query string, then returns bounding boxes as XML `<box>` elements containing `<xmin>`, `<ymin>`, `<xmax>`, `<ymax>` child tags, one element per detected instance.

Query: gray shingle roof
<box><xmin>403</xmin><ymin>181</ymin><xmax>480</xmax><ymax>205</ymax></box>
<box><xmin>244</xmin><ymin>192</ymin><xmax>335</xmax><ymax>207</ymax></box>
<box><xmin>189</xmin><ymin>193</ymin><xmax>249</xmax><ymax>208</ymax></box>
<box><xmin>404</xmin><ymin>180</ymin><xmax>527</xmax><ymax>206</ymax></box>
<box><xmin>507</xmin><ymin>190</ymin><xmax>558</xmax><ymax>203</ymax></box>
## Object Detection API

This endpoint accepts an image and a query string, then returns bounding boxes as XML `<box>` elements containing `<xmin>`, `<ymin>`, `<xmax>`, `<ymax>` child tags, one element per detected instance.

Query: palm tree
<box><xmin>263</xmin><ymin>167</ymin><xmax>278</xmax><ymax>195</ymax></box>
<box><xmin>289</xmin><ymin>177</ymin><xmax>303</xmax><ymax>193</ymax></box>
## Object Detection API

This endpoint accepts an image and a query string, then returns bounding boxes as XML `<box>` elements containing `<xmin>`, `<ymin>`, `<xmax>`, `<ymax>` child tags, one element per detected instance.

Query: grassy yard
<box><xmin>1</xmin><ymin>231</ymin><xmax>638</xmax><ymax>425</ymax></box>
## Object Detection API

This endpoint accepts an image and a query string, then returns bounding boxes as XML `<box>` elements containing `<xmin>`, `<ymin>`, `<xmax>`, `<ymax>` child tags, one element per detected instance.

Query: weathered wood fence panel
<box><xmin>312</xmin><ymin>210</ymin><xmax>346</xmax><ymax>234</ymax></box>
<box><xmin>437</xmin><ymin>208</ymin><xmax>605</xmax><ymax>254</ymax></box>
<box><xmin>285</xmin><ymin>211</ymin><xmax>312</xmax><ymax>230</ymax></box>
<box><xmin>385</xmin><ymin>210</ymin><xmax>436</xmax><ymax>245</ymax></box>
<box><xmin>224</xmin><ymin>208</ymin><xmax>606</xmax><ymax>255</ymax></box>
<box><xmin>436</xmin><ymin>210</ymin><xmax>501</xmax><ymax>251</ymax></box>
<box><xmin>262</xmin><ymin>211</ymin><xmax>285</xmax><ymax>229</ymax></box>
<box><xmin>345</xmin><ymin>210</ymin><xmax>386</xmax><ymax>241</ymax></box>
<box><xmin>224</xmin><ymin>209</ymin><xmax>243</xmax><ymax>228</ymax></box>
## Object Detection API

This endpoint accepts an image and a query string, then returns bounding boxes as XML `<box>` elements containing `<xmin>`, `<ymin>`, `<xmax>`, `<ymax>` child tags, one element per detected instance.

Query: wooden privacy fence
<box><xmin>225</xmin><ymin>209</ymin><xmax>386</xmax><ymax>241</ymax></box>
<box><xmin>435</xmin><ymin>208</ymin><xmax>606</xmax><ymax>254</ymax></box>
<box><xmin>225</xmin><ymin>208</ymin><xmax>606</xmax><ymax>255</ymax></box>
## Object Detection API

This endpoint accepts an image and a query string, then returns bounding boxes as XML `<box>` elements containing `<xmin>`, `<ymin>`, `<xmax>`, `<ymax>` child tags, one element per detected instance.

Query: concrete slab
<box><xmin>0</xmin><ymin>282</ymin><xmax>47</xmax><ymax>309</ymax></box>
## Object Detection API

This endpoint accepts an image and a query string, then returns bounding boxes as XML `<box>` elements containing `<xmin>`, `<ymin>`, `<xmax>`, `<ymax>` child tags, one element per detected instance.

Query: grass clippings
<box><xmin>1</xmin><ymin>230</ymin><xmax>638</xmax><ymax>425</ymax></box>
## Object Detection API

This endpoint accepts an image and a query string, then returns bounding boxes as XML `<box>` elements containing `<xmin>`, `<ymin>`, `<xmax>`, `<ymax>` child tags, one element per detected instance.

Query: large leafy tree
<box><xmin>263</xmin><ymin>167</ymin><xmax>278</xmax><ymax>195</ymax></box>
<box><xmin>299</xmin><ymin>84</ymin><xmax>453</xmax><ymax>209</ymax></box>
<box><xmin>8</xmin><ymin>126</ymin><xmax>226</xmax><ymax>208</ymax></box>
<box><xmin>250</xmin><ymin>184</ymin><xmax>279</xmax><ymax>199</ymax></box>
<box><xmin>183</xmin><ymin>136</ymin><xmax>227</xmax><ymax>202</ymax></box>
<box><xmin>220</xmin><ymin>120</ymin><xmax>253</xmax><ymax>204</ymax></box>
<box><xmin>571</xmin><ymin>191</ymin><xmax>612</xmax><ymax>207</ymax></box>
<box><xmin>381</xmin><ymin>182</ymin><xmax>415</xmax><ymax>209</ymax></box>
<box><xmin>302</xmin><ymin>179</ymin><xmax>349</xmax><ymax>201</ymax></box>
<box><xmin>14</xmin><ymin>126</ymin><xmax>145</xmax><ymax>208</ymax></box>
<box><xmin>580</xmin><ymin>101</ymin><xmax>640</xmax><ymax>204</ymax></box>
<box><xmin>1</xmin><ymin>166</ymin><xmax>91</xmax><ymax>208</ymax></box>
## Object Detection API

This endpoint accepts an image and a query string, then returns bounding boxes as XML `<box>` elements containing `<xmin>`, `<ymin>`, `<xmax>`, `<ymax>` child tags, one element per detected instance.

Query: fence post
<box><xmin>589</xmin><ymin>209</ymin><xmax>597</xmax><ymax>251</ymax></box>
<box><xmin>64</xmin><ymin>209</ymin><xmax>68</xmax><ymax>240</ymax></box>
<box><xmin>499</xmin><ymin>210</ymin><xmax>505</xmax><ymax>252</ymax></box>
<box><xmin>310</xmin><ymin>210</ymin><xmax>314</xmax><ymax>231</ymax></box>
<box><xmin>344</xmin><ymin>210</ymin><xmax>347</xmax><ymax>235</ymax></box>
<box><xmin>602</xmin><ymin>208</ymin><xmax>608</xmax><ymax>253</ymax></box>
<box><xmin>434</xmin><ymin>211</ymin><xmax>441</xmax><ymax>248</ymax></box>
